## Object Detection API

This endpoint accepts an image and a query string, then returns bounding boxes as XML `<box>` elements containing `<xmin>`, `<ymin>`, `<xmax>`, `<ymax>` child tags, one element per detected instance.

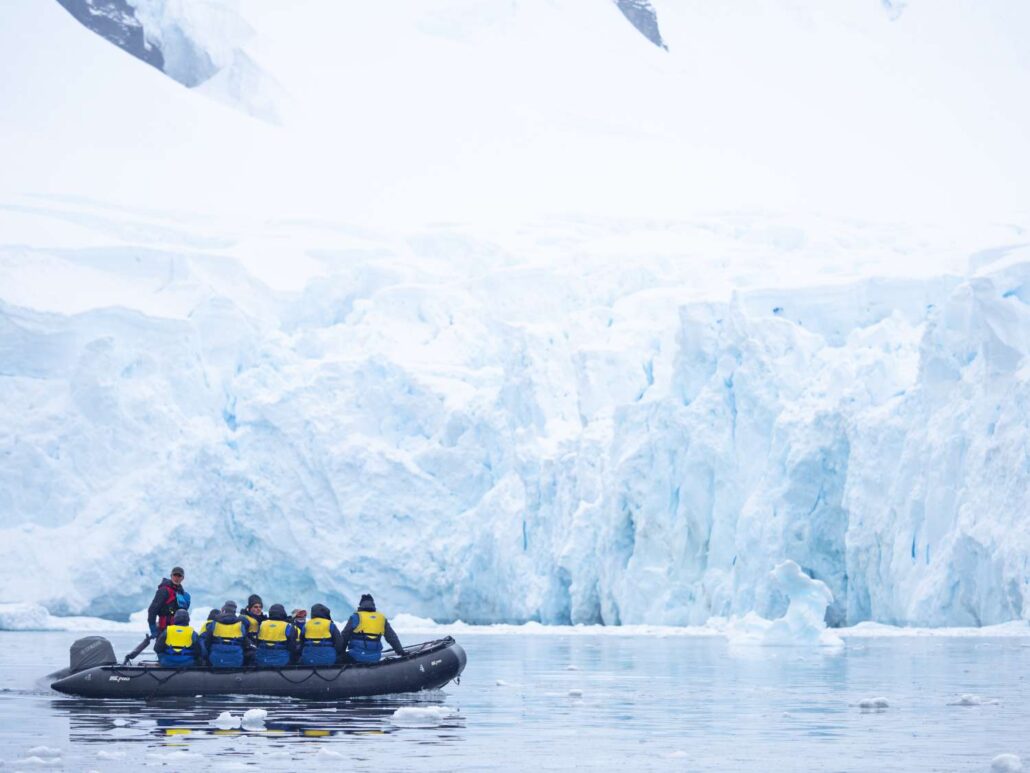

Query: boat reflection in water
<box><xmin>51</xmin><ymin>692</ymin><xmax>463</xmax><ymax>745</ymax></box>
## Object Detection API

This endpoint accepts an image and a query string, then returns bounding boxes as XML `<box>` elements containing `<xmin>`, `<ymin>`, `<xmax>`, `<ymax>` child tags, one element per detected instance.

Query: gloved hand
<box><xmin>149</xmin><ymin>623</ymin><xmax>157</xmax><ymax>636</ymax></box>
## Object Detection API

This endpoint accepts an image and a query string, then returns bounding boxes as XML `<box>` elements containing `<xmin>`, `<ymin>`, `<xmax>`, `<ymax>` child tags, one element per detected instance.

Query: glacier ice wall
<box><xmin>1</xmin><ymin>242</ymin><xmax>1027</xmax><ymax>627</ymax></box>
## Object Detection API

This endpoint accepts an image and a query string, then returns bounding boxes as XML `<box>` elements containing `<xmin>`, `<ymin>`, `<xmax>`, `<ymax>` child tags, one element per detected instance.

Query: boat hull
<box><xmin>51</xmin><ymin>639</ymin><xmax>466</xmax><ymax>699</ymax></box>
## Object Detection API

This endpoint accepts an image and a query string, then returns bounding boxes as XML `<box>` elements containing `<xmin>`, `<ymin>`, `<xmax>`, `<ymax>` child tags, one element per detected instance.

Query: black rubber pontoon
<box><xmin>51</xmin><ymin>637</ymin><xmax>466</xmax><ymax>699</ymax></box>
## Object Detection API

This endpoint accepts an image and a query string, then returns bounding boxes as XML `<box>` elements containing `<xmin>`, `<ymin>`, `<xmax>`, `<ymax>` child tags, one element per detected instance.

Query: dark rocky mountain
<box><xmin>615</xmin><ymin>0</ymin><xmax>666</xmax><ymax>50</ymax></box>
<box><xmin>55</xmin><ymin>0</ymin><xmax>163</xmax><ymax>70</ymax></box>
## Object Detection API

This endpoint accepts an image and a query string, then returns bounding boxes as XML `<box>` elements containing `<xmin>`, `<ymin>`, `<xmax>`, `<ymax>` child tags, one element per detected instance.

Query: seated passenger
<box><xmin>339</xmin><ymin>594</ymin><xmax>405</xmax><ymax>664</ymax></box>
<box><xmin>242</xmin><ymin>594</ymin><xmax>266</xmax><ymax>645</ymax></box>
<box><xmin>202</xmin><ymin>601</ymin><xmax>251</xmax><ymax>669</ymax></box>
<box><xmin>154</xmin><ymin>609</ymin><xmax>204</xmax><ymax>667</ymax></box>
<box><xmin>202</xmin><ymin>608</ymin><xmax>219</xmax><ymax>636</ymax></box>
<box><xmin>298</xmin><ymin>604</ymin><xmax>339</xmax><ymax>666</ymax></box>
<box><xmin>254</xmin><ymin>604</ymin><xmax>299</xmax><ymax>667</ymax></box>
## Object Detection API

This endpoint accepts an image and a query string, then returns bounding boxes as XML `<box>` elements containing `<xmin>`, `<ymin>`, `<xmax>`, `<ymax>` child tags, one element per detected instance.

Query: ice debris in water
<box><xmin>568</xmin><ymin>689</ymin><xmax>584</xmax><ymax>698</ymax></box>
<box><xmin>858</xmin><ymin>697</ymin><xmax>889</xmax><ymax>710</ymax></box>
<box><xmin>315</xmin><ymin>748</ymin><xmax>345</xmax><ymax>759</ymax></box>
<box><xmin>111</xmin><ymin>718</ymin><xmax>128</xmax><ymax>726</ymax></box>
<box><xmin>213</xmin><ymin>711</ymin><xmax>241</xmax><ymax>729</ymax></box>
<box><xmin>992</xmin><ymin>755</ymin><xmax>1023</xmax><ymax>772</ymax></box>
<box><xmin>565</xmin><ymin>665</ymin><xmax>579</xmax><ymax>671</ymax></box>
<box><xmin>25</xmin><ymin>748</ymin><xmax>60</xmax><ymax>759</ymax></box>
<box><xmin>97</xmin><ymin>750</ymin><xmax>126</xmax><ymax>760</ymax></box>
<box><xmin>949</xmin><ymin>694</ymin><xmax>999</xmax><ymax>706</ymax></box>
<box><xmin>726</xmin><ymin>561</ymin><xmax>844</xmax><ymax>648</ymax></box>
<box><xmin>495</xmin><ymin>679</ymin><xmax>508</xmax><ymax>686</ymax></box>
<box><xmin>390</xmin><ymin>706</ymin><xmax>456</xmax><ymax>725</ymax></box>
<box><xmin>241</xmin><ymin>708</ymin><xmax>268</xmax><ymax>728</ymax></box>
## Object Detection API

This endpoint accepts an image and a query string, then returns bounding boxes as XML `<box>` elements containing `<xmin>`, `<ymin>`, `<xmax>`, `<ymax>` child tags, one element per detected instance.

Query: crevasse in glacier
<box><xmin>1</xmin><ymin>243</ymin><xmax>1027</xmax><ymax>627</ymax></box>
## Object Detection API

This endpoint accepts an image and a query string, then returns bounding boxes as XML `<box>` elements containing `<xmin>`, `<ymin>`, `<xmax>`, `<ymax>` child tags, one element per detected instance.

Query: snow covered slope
<box><xmin>0</xmin><ymin>1</ymin><xmax>1028</xmax><ymax>626</ymax></box>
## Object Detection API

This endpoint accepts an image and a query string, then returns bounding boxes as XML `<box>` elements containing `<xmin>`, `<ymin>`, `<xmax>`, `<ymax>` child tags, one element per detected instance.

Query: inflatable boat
<box><xmin>49</xmin><ymin>636</ymin><xmax>466</xmax><ymax>699</ymax></box>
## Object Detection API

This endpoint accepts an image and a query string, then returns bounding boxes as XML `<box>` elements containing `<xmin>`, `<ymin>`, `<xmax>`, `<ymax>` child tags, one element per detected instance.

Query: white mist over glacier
<box><xmin>0</xmin><ymin>0</ymin><xmax>1028</xmax><ymax>628</ymax></box>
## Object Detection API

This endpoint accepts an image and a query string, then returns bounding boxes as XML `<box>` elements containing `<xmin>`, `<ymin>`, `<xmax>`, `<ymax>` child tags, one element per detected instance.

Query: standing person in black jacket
<box><xmin>146</xmin><ymin>566</ymin><xmax>190</xmax><ymax>636</ymax></box>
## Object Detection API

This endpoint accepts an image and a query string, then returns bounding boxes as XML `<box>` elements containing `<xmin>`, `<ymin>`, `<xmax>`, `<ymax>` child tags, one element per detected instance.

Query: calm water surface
<box><xmin>0</xmin><ymin>631</ymin><xmax>1027</xmax><ymax>771</ymax></box>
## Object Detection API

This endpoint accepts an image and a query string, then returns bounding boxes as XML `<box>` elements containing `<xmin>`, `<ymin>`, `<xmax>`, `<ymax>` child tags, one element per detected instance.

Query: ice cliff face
<box><xmin>1</xmin><ymin>228</ymin><xmax>1027</xmax><ymax>627</ymax></box>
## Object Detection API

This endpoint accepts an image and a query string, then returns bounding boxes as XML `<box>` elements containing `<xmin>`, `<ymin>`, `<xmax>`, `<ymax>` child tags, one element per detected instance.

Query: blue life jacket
<box><xmin>347</xmin><ymin>611</ymin><xmax>386</xmax><ymax>663</ymax></box>
<box><xmin>298</xmin><ymin>618</ymin><xmax>336</xmax><ymax>666</ymax></box>
<box><xmin>158</xmin><ymin>625</ymin><xmax>199</xmax><ymax>668</ymax></box>
<box><xmin>254</xmin><ymin>620</ymin><xmax>293</xmax><ymax>667</ymax></box>
<box><xmin>208</xmin><ymin>618</ymin><xmax>246</xmax><ymax>669</ymax></box>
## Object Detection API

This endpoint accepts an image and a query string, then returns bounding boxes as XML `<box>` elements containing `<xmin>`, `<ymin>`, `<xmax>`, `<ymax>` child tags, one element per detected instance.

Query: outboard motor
<box><xmin>70</xmin><ymin>636</ymin><xmax>116</xmax><ymax>673</ymax></box>
<box><xmin>45</xmin><ymin>636</ymin><xmax>117</xmax><ymax>684</ymax></box>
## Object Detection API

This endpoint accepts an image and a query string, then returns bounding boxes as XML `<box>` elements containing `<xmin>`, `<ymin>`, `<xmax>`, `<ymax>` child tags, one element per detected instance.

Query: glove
<box><xmin>149</xmin><ymin>624</ymin><xmax>157</xmax><ymax>636</ymax></box>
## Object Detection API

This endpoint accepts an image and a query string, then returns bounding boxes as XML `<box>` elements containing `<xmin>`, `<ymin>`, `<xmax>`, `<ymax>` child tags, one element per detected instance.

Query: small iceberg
<box><xmin>726</xmin><ymin>561</ymin><xmax>844</xmax><ymax>648</ymax></box>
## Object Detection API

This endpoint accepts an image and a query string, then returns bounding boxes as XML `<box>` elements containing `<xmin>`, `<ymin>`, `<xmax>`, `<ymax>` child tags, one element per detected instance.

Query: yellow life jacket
<box><xmin>258</xmin><ymin>619</ymin><xmax>289</xmax><ymax>644</ymax></box>
<box><xmin>354</xmin><ymin>611</ymin><xmax>386</xmax><ymax>640</ymax></box>
<box><xmin>212</xmin><ymin>620</ymin><xmax>244</xmax><ymax>641</ymax></box>
<box><xmin>303</xmin><ymin>617</ymin><xmax>332</xmax><ymax>641</ymax></box>
<box><xmin>165</xmin><ymin>625</ymin><xmax>195</xmax><ymax>649</ymax></box>
<box><xmin>242</xmin><ymin>613</ymin><xmax>260</xmax><ymax>634</ymax></box>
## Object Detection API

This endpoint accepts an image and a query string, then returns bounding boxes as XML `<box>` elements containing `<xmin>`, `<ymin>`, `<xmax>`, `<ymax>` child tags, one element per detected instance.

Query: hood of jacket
<box><xmin>310</xmin><ymin>603</ymin><xmax>332</xmax><ymax>620</ymax></box>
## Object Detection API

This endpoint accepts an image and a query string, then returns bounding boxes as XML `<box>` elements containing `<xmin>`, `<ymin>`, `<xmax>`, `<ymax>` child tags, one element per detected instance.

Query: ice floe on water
<box><xmin>213</xmin><ymin>711</ymin><xmax>241</xmax><ymax>729</ymax></box>
<box><xmin>992</xmin><ymin>754</ymin><xmax>1023</xmax><ymax>772</ymax></box>
<box><xmin>24</xmin><ymin>749</ymin><xmax>60</xmax><ymax>759</ymax></box>
<box><xmin>858</xmin><ymin>697</ymin><xmax>890</xmax><ymax>710</ymax></box>
<box><xmin>390</xmin><ymin>706</ymin><xmax>458</xmax><ymax>726</ymax></box>
<box><xmin>568</xmin><ymin>689</ymin><xmax>584</xmax><ymax>698</ymax></box>
<box><xmin>96</xmin><ymin>750</ymin><xmax>126</xmax><ymax>760</ymax></box>
<box><xmin>241</xmin><ymin>708</ymin><xmax>268</xmax><ymax>728</ymax></box>
<box><xmin>315</xmin><ymin>748</ymin><xmax>345</xmax><ymax>759</ymax></box>
<box><xmin>949</xmin><ymin>694</ymin><xmax>999</xmax><ymax>706</ymax></box>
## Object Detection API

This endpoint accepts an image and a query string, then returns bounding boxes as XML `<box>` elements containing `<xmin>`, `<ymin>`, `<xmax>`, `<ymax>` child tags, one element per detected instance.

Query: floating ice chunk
<box><xmin>565</xmin><ymin>665</ymin><xmax>579</xmax><ymax>671</ymax></box>
<box><xmin>213</xmin><ymin>711</ymin><xmax>241</xmax><ymax>729</ymax></box>
<box><xmin>727</xmin><ymin>561</ymin><xmax>844</xmax><ymax>648</ymax></box>
<box><xmin>665</xmin><ymin>751</ymin><xmax>689</xmax><ymax>759</ymax></box>
<box><xmin>97</xmin><ymin>750</ymin><xmax>126</xmax><ymax>760</ymax></box>
<box><xmin>241</xmin><ymin>708</ymin><xmax>268</xmax><ymax>728</ymax></box>
<box><xmin>25</xmin><ymin>748</ymin><xmax>60</xmax><ymax>759</ymax></box>
<box><xmin>495</xmin><ymin>679</ymin><xmax>508</xmax><ymax>686</ymax></box>
<box><xmin>568</xmin><ymin>689</ymin><xmax>583</xmax><ymax>698</ymax></box>
<box><xmin>390</xmin><ymin>706</ymin><xmax>456</xmax><ymax>725</ymax></box>
<box><xmin>949</xmin><ymin>694</ymin><xmax>999</xmax><ymax>706</ymax></box>
<box><xmin>111</xmin><ymin>718</ymin><xmax>128</xmax><ymax>727</ymax></box>
<box><xmin>992</xmin><ymin>754</ymin><xmax>1023</xmax><ymax>772</ymax></box>
<box><xmin>315</xmin><ymin>748</ymin><xmax>345</xmax><ymax>759</ymax></box>
<box><xmin>858</xmin><ymin>697</ymin><xmax>889</xmax><ymax>709</ymax></box>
